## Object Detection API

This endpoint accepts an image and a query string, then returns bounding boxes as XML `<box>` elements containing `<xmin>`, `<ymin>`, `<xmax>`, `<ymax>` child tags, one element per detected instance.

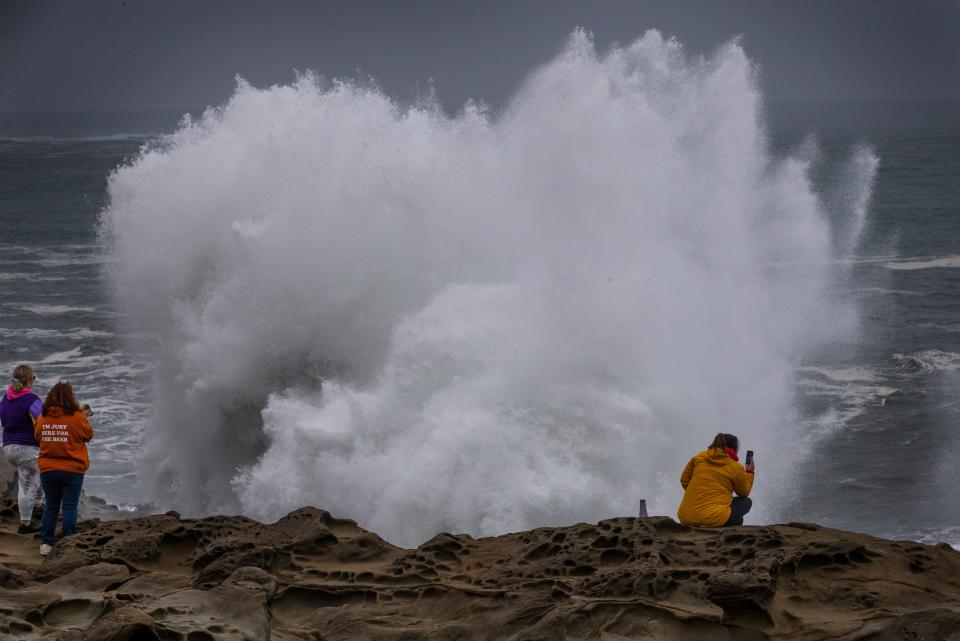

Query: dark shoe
<box><xmin>17</xmin><ymin>523</ymin><xmax>40</xmax><ymax>534</ymax></box>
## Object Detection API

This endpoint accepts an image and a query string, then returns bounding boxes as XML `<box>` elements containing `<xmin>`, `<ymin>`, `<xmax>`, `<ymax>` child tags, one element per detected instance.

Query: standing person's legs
<box><xmin>59</xmin><ymin>472</ymin><xmax>84</xmax><ymax>537</ymax></box>
<box><xmin>40</xmin><ymin>471</ymin><xmax>65</xmax><ymax>546</ymax></box>
<box><xmin>3</xmin><ymin>444</ymin><xmax>41</xmax><ymax>525</ymax></box>
<box><xmin>723</xmin><ymin>497</ymin><xmax>753</xmax><ymax>526</ymax></box>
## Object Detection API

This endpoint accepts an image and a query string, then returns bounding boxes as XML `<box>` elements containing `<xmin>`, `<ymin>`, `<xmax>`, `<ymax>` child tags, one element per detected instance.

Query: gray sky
<box><xmin>1</xmin><ymin>0</ymin><xmax>958</xmax><ymax>115</ymax></box>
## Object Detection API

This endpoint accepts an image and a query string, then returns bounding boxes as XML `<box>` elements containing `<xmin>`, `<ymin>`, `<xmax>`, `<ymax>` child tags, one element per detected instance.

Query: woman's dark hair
<box><xmin>709</xmin><ymin>433</ymin><xmax>739</xmax><ymax>453</ymax></box>
<box><xmin>42</xmin><ymin>381</ymin><xmax>81</xmax><ymax>417</ymax></box>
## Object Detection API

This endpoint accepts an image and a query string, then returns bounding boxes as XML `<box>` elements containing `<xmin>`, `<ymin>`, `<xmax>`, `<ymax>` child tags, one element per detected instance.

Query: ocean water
<box><xmin>2</xmin><ymin>31</ymin><xmax>959</xmax><ymax>546</ymax></box>
<box><xmin>0</xmin><ymin>135</ymin><xmax>155</xmax><ymax>505</ymax></box>
<box><xmin>773</xmin><ymin>120</ymin><xmax>960</xmax><ymax>546</ymax></box>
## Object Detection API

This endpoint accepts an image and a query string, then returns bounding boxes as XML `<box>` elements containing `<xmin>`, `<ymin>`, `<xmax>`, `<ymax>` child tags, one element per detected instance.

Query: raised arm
<box><xmin>733</xmin><ymin>465</ymin><xmax>754</xmax><ymax>497</ymax></box>
<box><xmin>77</xmin><ymin>416</ymin><xmax>94</xmax><ymax>443</ymax></box>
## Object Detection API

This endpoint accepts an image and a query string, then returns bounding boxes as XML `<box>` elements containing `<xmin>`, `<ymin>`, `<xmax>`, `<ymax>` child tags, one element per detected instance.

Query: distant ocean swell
<box><xmin>100</xmin><ymin>30</ymin><xmax>877</xmax><ymax>546</ymax></box>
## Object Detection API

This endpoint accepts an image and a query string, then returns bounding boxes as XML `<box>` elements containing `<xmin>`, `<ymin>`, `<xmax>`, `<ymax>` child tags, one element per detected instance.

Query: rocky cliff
<box><xmin>2</xmin><ymin>460</ymin><xmax>959</xmax><ymax>640</ymax></box>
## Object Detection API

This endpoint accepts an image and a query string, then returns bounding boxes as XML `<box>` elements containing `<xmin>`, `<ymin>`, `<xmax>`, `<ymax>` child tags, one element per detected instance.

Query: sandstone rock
<box><xmin>3</xmin><ymin>492</ymin><xmax>960</xmax><ymax>640</ymax></box>
<box><xmin>146</xmin><ymin>581</ymin><xmax>271</xmax><ymax>640</ymax></box>
<box><xmin>82</xmin><ymin>605</ymin><xmax>159</xmax><ymax>641</ymax></box>
<box><xmin>873</xmin><ymin>608</ymin><xmax>960</xmax><ymax>641</ymax></box>
<box><xmin>46</xmin><ymin>561</ymin><xmax>130</xmax><ymax>596</ymax></box>
<box><xmin>0</xmin><ymin>562</ymin><xmax>29</xmax><ymax>589</ymax></box>
<box><xmin>114</xmin><ymin>571</ymin><xmax>193</xmax><ymax>602</ymax></box>
<box><xmin>226</xmin><ymin>565</ymin><xmax>278</xmax><ymax>598</ymax></box>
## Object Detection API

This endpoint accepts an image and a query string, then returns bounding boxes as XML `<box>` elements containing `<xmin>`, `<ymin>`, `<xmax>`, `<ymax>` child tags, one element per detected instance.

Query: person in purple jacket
<box><xmin>0</xmin><ymin>364</ymin><xmax>44</xmax><ymax>533</ymax></box>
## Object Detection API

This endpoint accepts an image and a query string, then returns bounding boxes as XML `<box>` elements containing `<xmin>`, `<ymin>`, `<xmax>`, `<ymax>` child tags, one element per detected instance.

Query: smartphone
<box><xmin>745</xmin><ymin>450</ymin><xmax>754</xmax><ymax>466</ymax></box>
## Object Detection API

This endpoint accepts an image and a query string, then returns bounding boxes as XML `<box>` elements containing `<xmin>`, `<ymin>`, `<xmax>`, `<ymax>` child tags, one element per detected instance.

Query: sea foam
<box><xmin>100</xmin><ymin>30</ymin><xmax>876</xmax><ymax>545</ymax></box>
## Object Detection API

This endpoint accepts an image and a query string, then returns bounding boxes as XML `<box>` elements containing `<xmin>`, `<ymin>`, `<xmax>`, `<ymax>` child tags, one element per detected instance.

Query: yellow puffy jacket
<box><xmin>677</xmin><ymin>448</ymin><xmax>754</xmax><ymax>527</ymax></box>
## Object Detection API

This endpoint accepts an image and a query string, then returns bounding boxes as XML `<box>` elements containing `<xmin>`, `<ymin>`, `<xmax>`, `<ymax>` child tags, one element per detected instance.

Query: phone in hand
<box><xmin>745</xmin><ymin>450</ymin><xmax>754</xmax><ymax>466</ymax></box>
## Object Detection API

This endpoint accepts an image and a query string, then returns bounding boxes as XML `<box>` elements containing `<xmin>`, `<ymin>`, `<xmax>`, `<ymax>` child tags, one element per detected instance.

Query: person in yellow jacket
<box><xmin>677</xmin><ymin>433</ymin><xmax>755</xmax><ymax>527</ymax></box>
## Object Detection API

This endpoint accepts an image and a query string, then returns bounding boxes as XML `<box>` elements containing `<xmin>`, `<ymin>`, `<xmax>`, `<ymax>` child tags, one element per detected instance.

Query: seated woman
<box><xmin>677</xmin><ymin>433</ymin><xmax>755</xmax><ymax>527</ymax></box>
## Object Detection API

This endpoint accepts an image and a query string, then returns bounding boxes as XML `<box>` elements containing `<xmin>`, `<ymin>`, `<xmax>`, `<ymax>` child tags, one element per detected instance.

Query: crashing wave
<box><xmin>100</xmin><ymin>29</ymin><xmax>876</xmax><ymax>545</ymax></box>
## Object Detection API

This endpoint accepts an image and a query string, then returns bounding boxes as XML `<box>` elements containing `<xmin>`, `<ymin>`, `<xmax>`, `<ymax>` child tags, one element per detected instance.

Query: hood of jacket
<box><xmin>5</xmin><ymin>386</ymin><xmax>34</xmax><ymax>400</ymax></box>
<box><xmin>703</xmin><ymin>447</ymin><xmax>739</xmax><ymax>465</ymax></box>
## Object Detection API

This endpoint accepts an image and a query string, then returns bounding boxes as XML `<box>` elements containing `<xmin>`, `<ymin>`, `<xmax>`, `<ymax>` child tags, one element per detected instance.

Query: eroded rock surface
<box><xmin>2</xmin><ymin>460</ymin><xmax>960</xmax><ymax>640</ymax></box>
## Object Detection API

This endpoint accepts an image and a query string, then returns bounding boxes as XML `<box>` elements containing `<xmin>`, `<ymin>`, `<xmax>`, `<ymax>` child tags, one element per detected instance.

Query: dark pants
<box><xmin>40</xmin><ymin>471</ymin><xmax>84</xmax><ymax>546</ymax></box>
<box><xmin>723</xmin><ymin>497</ymin><xmax>752</xmax><ymax>526</ymax></box>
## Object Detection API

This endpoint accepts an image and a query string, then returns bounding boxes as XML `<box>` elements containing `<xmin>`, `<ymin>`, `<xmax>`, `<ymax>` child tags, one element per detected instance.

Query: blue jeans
<box><xmin>40</xmin><ymin>471</ymin><xmax>84</xmax><ymax>545</ymax></box>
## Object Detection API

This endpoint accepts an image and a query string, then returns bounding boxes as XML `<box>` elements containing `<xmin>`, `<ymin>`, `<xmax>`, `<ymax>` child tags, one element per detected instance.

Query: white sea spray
<box><xmin>100</xmin><ymin>30</ymin><xmax>876</xmax><ymax>545</ymax></box>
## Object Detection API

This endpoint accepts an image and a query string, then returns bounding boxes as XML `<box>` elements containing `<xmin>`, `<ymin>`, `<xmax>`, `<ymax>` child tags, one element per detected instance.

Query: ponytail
<box><xmin>11</xmin><ymin>364</ymin><xmax>34</xmax><ymax>393</ymax></box>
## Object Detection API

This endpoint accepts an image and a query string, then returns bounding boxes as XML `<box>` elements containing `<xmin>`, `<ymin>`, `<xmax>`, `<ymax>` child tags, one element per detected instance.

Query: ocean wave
<box><xmin>837</xmin><ymin>477</ymin><xmax>890</xmax><ymax>491</ymax></box>
<box><xmin>0</xmin><ymin>272</ymin><xmax>70</xmax><ymax>282</ymax></box>
<box><xmin>905</xmin><ymin>526</ymin><xmax>960</xmax><ymax>550</ymax></box>
<box><xmin>87</xmin><ymin>362</ymin><xmax>154</xmax><ymax>379</ymax></box>
<box><xmin>85</xmin><ymin>471</ymin><xmax>138</xmax><ymax>481</ymax></box>
<box><xmin>0</xmin><ymin>327</ymin><xmax>115</xmax><ymax>340</ymax></box>
<box><xmin>0</xmin><ymin>243</ymin><xmax>106</xmax><ymax>254</ymax></box>
<box><xmin>764</xmin><ymin>255</ymin><xmax>897</xmax><ymax>268</ymax></box>
<box><xmin>846</xmin><ymin>287</ymin><xmax>925</xmax><ymax>297</ymax></box>
<box><xmin>892</xmin><ymin>350</ymin><xmax>960</xmax><ymax>374</ymax></box>
<box><xmin>798</xmin><ymin>366</ymin><xmax>878</xmax><ymax>383</ymax></box>
<box><xmin>798</xmin><ymin>370</ymin><xmax>897</xmax><ymax>435</ymax></box>
<box><xmin>0</xmin><ymin>133</ymin><xmax>158</xmax><ymax>143</ymax></box>
<box><xmin>0</xmin><ymin>244</ymin><xmax>36</xmax><ymax>254</ymax></box>
<box><xmin>883</xmin><ymin>256</ymin><xmax>960</xmax><ymax>271</ymax></box>
<box><xmin>0</xmin><ymin>257</ymin><xmax>108</xmax><ymax>270</ymax></box>
<box><xmin>912</xmin><ymin>322</ymin><xmax>960</xmax><ymax>334</ymax></box>
<box><xmin>30</xmin><ymin>349</ymin><xmax>152</xmax><ymax>378</ymax></box>
<box><xmin>10</xmin><ymin>303</ymin><xmax>97</xmax><ymax>315</ymax></box>
<box><xmin>0</xmin><ymin>244</ymin><xmax>108</xmax><ymax>267</ymax></box>
<box><xmin>100</xmin><ymin>29</ymin><xmax>877</xmax><ymax>544</ymax></box>
<box><xmin>798</xmin><ymin>378</ymin><xmax>897</xmax><ymax>397</ymax></box>
<box><xmin>33</xmin><ymin>256</ymin><xmax>108</xmax><ymax>268</ymax></box>
<box><xmin>35</xmin><ymin>347</ymin><xmax>86</xmax><ymax>364</ymax></box>
<box><xmin>799</xmin><ymin>380</ymin><xmax>897</xmax><ymax>405</ymax></box>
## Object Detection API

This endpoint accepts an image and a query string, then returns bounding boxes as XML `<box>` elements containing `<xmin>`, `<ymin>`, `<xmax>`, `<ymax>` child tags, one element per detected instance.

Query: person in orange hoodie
<box><xmin>677</xmin><ymin>433</ymin><xmax>755</xmax><ymax>527</ymax></box>
<box><xmin>33</xmin><ymin>381</ymin><xmax>93</xmax><ymax>556</ymax></box>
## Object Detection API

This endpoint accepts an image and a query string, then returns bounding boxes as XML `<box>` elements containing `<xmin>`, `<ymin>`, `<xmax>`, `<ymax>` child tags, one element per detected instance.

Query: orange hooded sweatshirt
<box><xmin>677</xmin><ymin>448</ymin><xmax>753</xmax><ymax>527</ymax></box>
<box><xmin>34</xmin><ymin>407</ymin><xmax>93</xmax><ymax>474</ymax></box>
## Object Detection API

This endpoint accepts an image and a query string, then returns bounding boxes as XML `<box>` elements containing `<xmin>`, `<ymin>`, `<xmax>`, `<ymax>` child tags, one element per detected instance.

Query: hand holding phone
<box><xmin>745</xmin><ymin>449</ymin><xmax>755</xmax><ymax>472</ymax></box>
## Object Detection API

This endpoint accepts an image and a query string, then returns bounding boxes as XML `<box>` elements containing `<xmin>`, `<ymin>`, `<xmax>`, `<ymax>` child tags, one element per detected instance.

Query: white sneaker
<box><xmin>39</xmin><ymin>544</ymin><xmax>52</xmax><ymax>556</ymax></box>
